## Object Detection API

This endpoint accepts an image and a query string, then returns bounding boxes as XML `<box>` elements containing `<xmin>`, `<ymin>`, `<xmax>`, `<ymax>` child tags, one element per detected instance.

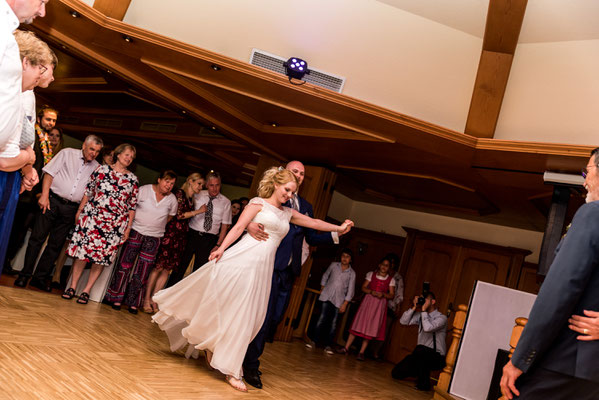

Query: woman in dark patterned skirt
<box><xmin>63</xmin><ymin>143</ymin><xmax>139</xmax><ymax>305</ymax></box>
<box><xmin>142</xmin><ymin>173</ymin><xmax>205</xmax><ymax>313</ymax></box>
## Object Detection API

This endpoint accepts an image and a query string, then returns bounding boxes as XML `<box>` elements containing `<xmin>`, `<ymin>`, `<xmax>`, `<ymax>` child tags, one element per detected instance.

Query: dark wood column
<box><xmin>537</xmin><ymin>186</ymin><xmax>571</xmax><ymax>276</ymax></box>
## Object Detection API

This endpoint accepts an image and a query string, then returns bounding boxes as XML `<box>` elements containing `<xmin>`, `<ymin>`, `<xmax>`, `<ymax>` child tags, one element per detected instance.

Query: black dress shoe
<box><xmin>29</xmin><ymin>278</ymin><xmax>52</xmax><ymax>292</ymax></box>
<box><xmin>14</xmin><ymin>276</ymin><xmax>28</xmax><ymax>288</ymax></box>
<box><xmin>128</xmin><ymin>307</ymin><xmax>138</xmax><ymax>314</ymax></box>
<box><xmin>3</xmin><ymin>264</ymin><xmax>18</xmax><ymax>276</ymax></box>
<box><xmin>243</xmin><ymin>368</ymin><xmax>263</xmax><ymax>389</ymax></box>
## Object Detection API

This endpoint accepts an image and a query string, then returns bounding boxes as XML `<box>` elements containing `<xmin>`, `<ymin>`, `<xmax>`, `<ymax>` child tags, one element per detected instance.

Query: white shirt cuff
<box><xmin>331</xmin><ymin>231</ymin><xmax>339</xmax><ymax>244</ymax></box>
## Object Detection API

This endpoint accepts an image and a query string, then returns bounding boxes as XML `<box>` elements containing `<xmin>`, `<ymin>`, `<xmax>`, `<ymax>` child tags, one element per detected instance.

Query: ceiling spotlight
<box><xmin>122</xmin><ymin>35</ymin><xmax>132</xmax><ymax>43</ymax></box>
<box><xmin>69</xmin><ymin>10</ymin><xmax>81</xmax><ymax>18</ymax></box>
<box><xmin>211</xmin><ymin>126</ymin><xmax>217</xmax><ymax>130</ymax></box>
<box><xmin>211</xmin><ymin>64</ymin><xmax>222</xmax><ymax>71</ymax></box>
<box><xmin>181</xmin><ymin>110</ymin><xmax>187</xmax><ymax>114</ymax></box>
<box><xmin>270</xmin><ymin>122</ymin><xmax>278</xmax><ymax>128</ymax></box>
<box><xmin>283</xmin><ymin>57</ymin><xmax>310</xmax><ymax>84</ymax></box>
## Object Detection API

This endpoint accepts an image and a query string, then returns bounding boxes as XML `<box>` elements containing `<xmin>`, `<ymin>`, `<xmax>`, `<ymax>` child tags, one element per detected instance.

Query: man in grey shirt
<box><xmin>14</xmin><ymin>135</ymin><xmax>102</xmax><ymax>291</ymax></box>
<box><xmin>392</xmin><ymin>292</ymin><xmax>447</xmax><ymax>391</ymax></box>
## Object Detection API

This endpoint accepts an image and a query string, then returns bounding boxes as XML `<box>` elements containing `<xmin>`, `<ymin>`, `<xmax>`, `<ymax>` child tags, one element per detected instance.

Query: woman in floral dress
<box><xmin>62</xmin><ymin>144</ymin><xmax>139</xmax><ymax>304</ymax></box>
<box><xmin>142</xmin><ymin>173</ymin><xmax>205</xmax><ymax>313</ymax></box>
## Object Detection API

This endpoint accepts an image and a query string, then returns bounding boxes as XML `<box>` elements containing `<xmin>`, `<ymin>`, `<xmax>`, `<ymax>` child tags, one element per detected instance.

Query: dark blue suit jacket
<box><xmin>512</xmin><ymin>202</ymin><xmax>599</xmax><ymax>382</ymax></box>
<box><xmin>273</xmin><ymin>195</ymin><xmax>335</xmax><ymax>276</ymax></box>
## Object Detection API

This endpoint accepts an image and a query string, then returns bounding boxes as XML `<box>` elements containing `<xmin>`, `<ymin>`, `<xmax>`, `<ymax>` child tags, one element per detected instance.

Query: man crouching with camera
<box><xmin>391</xmin><ymin>289</ymin><xmax>448</xmax><ymax>391</ymax></box>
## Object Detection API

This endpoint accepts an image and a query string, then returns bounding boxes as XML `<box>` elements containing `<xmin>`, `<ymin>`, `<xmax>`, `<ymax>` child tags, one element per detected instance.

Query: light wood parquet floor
<box><xmin>0</xmin><ymin>281</ymin><xmax>432</xmax><ymax>400</ymax></box>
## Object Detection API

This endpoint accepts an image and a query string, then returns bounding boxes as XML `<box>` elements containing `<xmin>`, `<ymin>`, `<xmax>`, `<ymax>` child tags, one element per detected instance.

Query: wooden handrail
<box><xmin>433</xmin><ymin>304</ymin><xmax>468</xmax><ymax>400</ymax></box>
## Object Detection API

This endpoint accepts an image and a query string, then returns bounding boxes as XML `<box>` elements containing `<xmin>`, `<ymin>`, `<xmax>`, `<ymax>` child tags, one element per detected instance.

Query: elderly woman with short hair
<box><xmin>63</xmin><ymin>143</ymin><xmax>139</xmax><ymax>304</ymax></box>
<box><xmin>105</xmin><ymin>170</ymin><xmax>179</xmax><ymax>313</ymax></box>
<box><xmin>142</xmin><ymin>172</ymin><xmax>205</xmax><ymax>313</ymax></box>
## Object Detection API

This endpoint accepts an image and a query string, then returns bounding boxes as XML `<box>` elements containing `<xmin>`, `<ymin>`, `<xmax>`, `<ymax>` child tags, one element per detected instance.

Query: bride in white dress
<box><xmin>152</xmin><ymin>167</ymin><xmax>353</xmax><ymax>392</ymax></box>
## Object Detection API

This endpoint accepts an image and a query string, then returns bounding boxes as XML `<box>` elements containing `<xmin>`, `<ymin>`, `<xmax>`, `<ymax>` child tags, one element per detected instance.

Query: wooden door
<box><xmin>387</xmin><ymin>238</ymin><xmax>460</xmax><ymax>363</ymax></box>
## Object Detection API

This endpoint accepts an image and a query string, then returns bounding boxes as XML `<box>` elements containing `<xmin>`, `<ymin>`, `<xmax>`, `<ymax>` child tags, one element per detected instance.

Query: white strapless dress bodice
<box><xmin>152</xmin><ymin>197</ymin><xmax>292</xmax><ymax>379</ymax></box>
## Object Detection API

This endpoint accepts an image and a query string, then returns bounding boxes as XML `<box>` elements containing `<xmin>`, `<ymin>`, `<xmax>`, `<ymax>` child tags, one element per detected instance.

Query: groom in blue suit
<box><xmin>242</xmin><ymin>161</ymin><xmax>343</xmax><ymax>389</ymax></box>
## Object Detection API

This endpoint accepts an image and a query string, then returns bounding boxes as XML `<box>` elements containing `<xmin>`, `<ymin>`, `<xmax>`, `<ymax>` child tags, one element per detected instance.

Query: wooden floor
<box><xmin>0</xmin><ymin>279</ymin><xmax>432</xmax><ymax>400</ymax></box>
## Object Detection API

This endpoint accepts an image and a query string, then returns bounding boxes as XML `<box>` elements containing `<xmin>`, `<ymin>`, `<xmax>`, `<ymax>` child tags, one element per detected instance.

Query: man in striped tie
<box><xmin>167</xmin><ymin>171</ymin><xmax>231</xmax><ymax>287</ymax></box>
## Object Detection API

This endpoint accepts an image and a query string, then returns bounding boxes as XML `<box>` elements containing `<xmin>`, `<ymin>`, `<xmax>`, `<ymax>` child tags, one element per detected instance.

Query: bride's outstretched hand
<box><xmin>338</xmin><ymin>220</ymin><xmax>354</xmax><ymax>235</ymax></box>
<box><xmin>209</xmin><ymin>248</ymin><xmax>224</xmax><ymax>263</ymax></box>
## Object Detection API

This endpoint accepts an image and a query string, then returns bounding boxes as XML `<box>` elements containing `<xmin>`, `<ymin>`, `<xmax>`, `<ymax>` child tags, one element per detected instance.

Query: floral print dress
<box><xmin>154</xmin><ymin>188</ymin><xmax>193</xmax><ymax>272</ymax></box>
<box><xmin>67</xmin><ymin>164</ymin><xmax>139</xmax><ymax>266</ymax></box>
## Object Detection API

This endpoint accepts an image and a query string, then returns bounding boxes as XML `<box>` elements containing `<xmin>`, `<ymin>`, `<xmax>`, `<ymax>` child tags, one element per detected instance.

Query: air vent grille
<box><xmin>250</xmin><ymin>49</ymin><xmax>345</xmax><ymax>93</ymax></box>
<box><xmin>93</xmin><ymin>118</ymin><xmax>122</xmax><ymax>128</ymax></box>
<box><xmin>140</xmin><ymin>122</ymin><xmax>177</xmax><ymax>134</ymax></box>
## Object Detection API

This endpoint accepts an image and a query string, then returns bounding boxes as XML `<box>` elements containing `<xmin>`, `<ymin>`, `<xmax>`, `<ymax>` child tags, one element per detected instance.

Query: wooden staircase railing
<box><xmin>433</xmin><ymin>304</ymin><xmax>468</xmax><ymax>400</ymax></box>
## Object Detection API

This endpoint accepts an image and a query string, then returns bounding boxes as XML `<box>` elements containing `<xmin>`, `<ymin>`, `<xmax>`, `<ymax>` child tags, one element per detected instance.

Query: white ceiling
<box><xmin>377</xmin><ymin>0</ymin><xmax>599</xmax><ymax>43</ymax></box>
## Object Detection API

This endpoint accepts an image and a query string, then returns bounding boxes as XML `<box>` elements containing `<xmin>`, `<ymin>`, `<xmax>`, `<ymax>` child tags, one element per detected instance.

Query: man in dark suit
<box><xmin>242</xmin><ymin>160</ymin><xmax>346</xmax><ymax>389</ymax></box>
<box><xmin>500</xmin><ymin>148</ymin><xmax>599</xmax><ymax>399</ymax></box>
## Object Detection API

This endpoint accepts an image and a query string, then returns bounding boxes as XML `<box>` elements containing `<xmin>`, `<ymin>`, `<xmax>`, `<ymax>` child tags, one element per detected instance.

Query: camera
<box><xmin>417</xmin><ymin>282</ymin><xmax>431</xmax><ymax>306</ymax></box>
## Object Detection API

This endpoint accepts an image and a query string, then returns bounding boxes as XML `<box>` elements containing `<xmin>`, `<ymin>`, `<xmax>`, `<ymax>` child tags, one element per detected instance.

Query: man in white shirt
<box><xmin>167</xmin><ymin>171</ymin><xmax>231</xmax><ymax>286</ymax></box>
<box><xmin>14</xmin><ymin>135</ymin><xmax>102</xmax><ymax>291</ymax></box>
<box><xmin>393</xmin><ymin>292</ymin><xmax>447</xmax><ymax>391</ymax></box>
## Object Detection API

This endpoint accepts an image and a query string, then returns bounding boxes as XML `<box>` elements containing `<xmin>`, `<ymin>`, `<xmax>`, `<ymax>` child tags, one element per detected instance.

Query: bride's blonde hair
<box><xmin>257</xmin><ymin>167</ymin><xmax>298</xmax><ymax>198</ymax></box>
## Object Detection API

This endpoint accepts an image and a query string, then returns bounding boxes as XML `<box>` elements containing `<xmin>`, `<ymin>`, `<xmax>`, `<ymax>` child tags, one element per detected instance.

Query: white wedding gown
<box><xmin>152</xmin><ymin>197</ymin><xmax>292</xmax><ymax>379</ymax></box>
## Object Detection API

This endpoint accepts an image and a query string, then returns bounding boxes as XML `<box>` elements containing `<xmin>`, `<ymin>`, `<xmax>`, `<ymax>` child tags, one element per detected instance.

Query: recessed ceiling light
<box><xmin>182</xmin><ymin>110</ymin><xmax>187</xmax><ymax>114</ymax></box>
<box><xmin>69</xmin><ymin>10</ymin><xmax>80</xmax><ymax>18</ymax></box>
<box><xmin>211</xmin><ymin>64</ymin><xmax>221</xmax><ymax>71</ymax></box>
<box><xmin>211</xmin><ymin>126</ymin><xmax>217</xmax><ymax>130</ymax></box>
<box><xmin>122</xmin><ymin>35</ymin><xmax>132</xmax><ymax>43</ymax></box>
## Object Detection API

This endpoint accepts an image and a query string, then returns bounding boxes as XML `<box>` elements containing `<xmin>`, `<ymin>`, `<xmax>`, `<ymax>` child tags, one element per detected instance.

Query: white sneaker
<box><xmin>324</xmin><ymin>346</ymin><xmax>334</xmax><ymax>355</ymax></box>
<box><xmin>305</xmin><ymin>340</ymin><xmax>315</xmax><ymax>349</ymax></box>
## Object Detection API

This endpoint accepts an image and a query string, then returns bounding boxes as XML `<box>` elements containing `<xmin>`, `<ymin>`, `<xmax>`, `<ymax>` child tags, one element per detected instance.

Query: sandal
<box><xmin>76</xmin><ymin>292</ymin><xmax>90</xmax><ymax>304</ymax></box>
<box><xmin>225</xmin><ymin>375</ymin><xmax>248</xmax><ymax>392</ymax></box>
<box><xmin>62</xmin><ymin>288</ymin><xmax>76</xmax><ymax>300</ymax></box>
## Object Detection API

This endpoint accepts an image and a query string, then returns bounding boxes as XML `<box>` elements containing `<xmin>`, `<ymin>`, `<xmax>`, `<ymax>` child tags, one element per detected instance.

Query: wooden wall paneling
<box><xmin>386</xmin><ymin>228</ymin><xmax>530</xmax><ymax>363</ymax></box>
<box><xmin>517</xmin><ymin>262</ymin><xmax>541</xmax><ymax>294</ymax></box>
<box><xmin>449</xmin><ymin>248</ymin><xmax>512</xmax><ymax>308</ymax></box>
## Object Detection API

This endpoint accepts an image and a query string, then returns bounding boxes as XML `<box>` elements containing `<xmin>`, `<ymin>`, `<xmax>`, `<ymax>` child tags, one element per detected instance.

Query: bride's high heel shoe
<box><xmin>226</xmin><ymin>375</ymin><xmax>248</xmax><ymax>392</ymax></box>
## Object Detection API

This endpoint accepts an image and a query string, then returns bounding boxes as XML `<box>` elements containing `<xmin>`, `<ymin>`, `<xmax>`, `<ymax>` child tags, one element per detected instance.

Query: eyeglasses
<box><xmin>38</xmin><ymin>65</ymin><xmax>48</xmax><ymax>75</ymax></box>
<box><xmin>582</xmin><ymin>164</ymin><xmax>598</xmax><ymax>178</ymax></box>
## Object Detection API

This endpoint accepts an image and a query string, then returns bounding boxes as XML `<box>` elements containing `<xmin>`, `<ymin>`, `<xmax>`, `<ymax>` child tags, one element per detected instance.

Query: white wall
<box><xmin>123</xmin><ymin>0</ymin><xmax>481</xmax><ymax>132</ymax></box>
<box><xmin>328</xmin><ymin>191</ymin><xmax>543</xmax><ymax>263</ymax></box>
<box><xmin>495</xmin><ymin>39</ymin><xmax>599</xmax><ymax>146</ymax></box>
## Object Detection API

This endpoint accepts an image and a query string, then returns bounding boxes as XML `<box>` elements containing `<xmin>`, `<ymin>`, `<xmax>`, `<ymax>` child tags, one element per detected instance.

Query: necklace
<box><xmin>35</xmin><ymin>124</ymin><xmax>53</xmax><ymax>165</ymax></box>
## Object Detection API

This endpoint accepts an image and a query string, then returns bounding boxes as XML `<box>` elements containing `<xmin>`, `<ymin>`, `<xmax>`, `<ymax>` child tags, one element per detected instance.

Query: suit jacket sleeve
<box><xmin>512</xmin><ymin>203</ymin><xmax>599</xmax><ymax>373</ymax></box>
<box><xmin>301</xmin><ymin>200</ymin><xmax>335</xmax><ymax>247</ymax></box>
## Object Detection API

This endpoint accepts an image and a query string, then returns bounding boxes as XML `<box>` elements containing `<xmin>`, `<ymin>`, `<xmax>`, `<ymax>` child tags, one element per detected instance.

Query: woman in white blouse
<box><xmin>104</xmin><ymin>170</ymin><xmax>178</xmax><ymax>313</ymax></box>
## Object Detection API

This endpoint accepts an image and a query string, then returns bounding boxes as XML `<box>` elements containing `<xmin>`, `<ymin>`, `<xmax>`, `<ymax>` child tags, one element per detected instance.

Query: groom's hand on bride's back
<box><xmin>247</xmin><ymin>222</ymin><xmax>268</xmax><ymax>241</ymax></box>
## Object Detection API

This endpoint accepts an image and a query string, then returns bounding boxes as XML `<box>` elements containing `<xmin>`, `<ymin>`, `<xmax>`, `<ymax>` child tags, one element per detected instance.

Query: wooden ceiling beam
<box><xmin>92</xmin><ymin>0</ymin><xmax>131</xmax><ymax>21</ymax></box>
<box><xmin>59</xmin><ymin>123</ymin><xmax>244</xmax><ymax>147</ymax></box>
<box><xmin>337</xmin><ymin>165</ymin><xmax>475</xmax><ymax>193</ymax></box>
<box><xmin>67</xmin><ymin>106</ymin><xmax>185</xmax><ymax>119</ymax></box>
<box><xmin>465</xmin><ymin>0</ymin><xmax>528</xmax><ymax>139</ymax></box>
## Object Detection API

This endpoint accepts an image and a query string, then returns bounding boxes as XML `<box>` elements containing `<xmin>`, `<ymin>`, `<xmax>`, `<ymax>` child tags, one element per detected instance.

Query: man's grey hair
<box><xmin>84</xmin><ymin>135</ymin><xmax>103</xmax><ymax>147</ymax></box>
